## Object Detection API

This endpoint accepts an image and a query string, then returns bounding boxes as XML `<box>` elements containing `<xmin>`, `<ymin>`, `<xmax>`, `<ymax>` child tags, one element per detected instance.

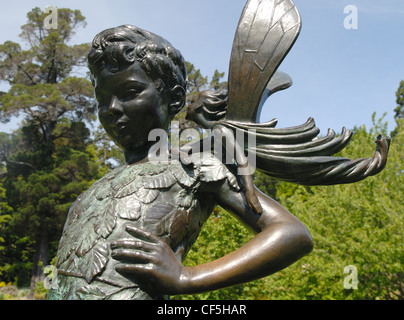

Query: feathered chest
<box><xmin>54</xmin><ymin>155</ymin><xmax>239</xmax><ymax>292</ymax></box>
<box><xmin>55</xmin><ymin>160</ymin><xmax>205</xmax><ymax>283</ymax></box>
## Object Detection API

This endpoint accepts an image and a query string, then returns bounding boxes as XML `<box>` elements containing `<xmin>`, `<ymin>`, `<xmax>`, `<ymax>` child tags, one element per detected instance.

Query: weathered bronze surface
<box><xmin>48</xmin><ymin>0</ymin><xmax>390</xmax><ymax>300</ymax></box>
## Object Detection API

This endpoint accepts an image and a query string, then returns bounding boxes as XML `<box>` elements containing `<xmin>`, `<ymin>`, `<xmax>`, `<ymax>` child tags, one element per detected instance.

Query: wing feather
<box><xmin>220</xmin><ymin>119</ymin><xmax>390</xmax><ymax>186</ymax></box>
<box><xmin>227</xmin><ymin>0</ymin><xmax>301</xmax><ymax>122</ymax></box>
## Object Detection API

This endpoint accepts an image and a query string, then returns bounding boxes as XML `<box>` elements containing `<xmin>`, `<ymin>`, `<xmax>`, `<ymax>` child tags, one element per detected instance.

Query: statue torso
<box><xmin>48</xmin><ymin>154</ymin><xmax>239</xmax><ymax>300</ymax></box>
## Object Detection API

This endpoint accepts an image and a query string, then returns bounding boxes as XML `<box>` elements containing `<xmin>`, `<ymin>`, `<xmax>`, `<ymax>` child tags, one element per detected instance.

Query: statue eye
<box><xmin>121</xmin><ymin>89</ymin><xmax>140</xmax><ymax>101</ymax></box>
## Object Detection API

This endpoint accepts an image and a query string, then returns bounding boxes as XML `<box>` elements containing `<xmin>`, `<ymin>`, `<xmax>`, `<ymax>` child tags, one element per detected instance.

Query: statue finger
<box><xmin>111</xmin><ymin>248</ymin><xmax>156</xmax><ymax>264</ymax></box>
<box><xmin>125</xmin><ymin>225</ymin><xmax>160</xmax><ymax>244</ymax></box>
<box><xmin>110</xmin><ymin>239</ymin><xmax>155</xmax><ymax>252</ymax></box>
<box><xmin>115</xmin><ymin>263</ymin><xmax>154</xmax><ymax>276</ymax></box>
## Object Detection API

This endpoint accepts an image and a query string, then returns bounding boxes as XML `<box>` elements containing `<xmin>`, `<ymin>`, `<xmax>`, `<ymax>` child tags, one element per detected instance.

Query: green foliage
<box><xmin>176</xmin><ymin>117</ymin><xmax>403</xmax><ymax>300</ymax></box>
<box><xmin>0</xmin><ymin>125</ymin><xmax>104</xmax><ymax>285</ymax></box>
<box><xmin>0</xmin><ymin>183</ymin><xmax>12</xmax><ymax>256</ymax></box>
<box><xmin>185</xmin><ymin>62</ymin><xmax>208</xmax><ymax>102</ymax></box>
<box><xmin>394</xmin><ymin>80</ymin><xmax>404</xmax><ymax>119</ymax></box>
<box><xmin>184</xmin><ymin>62</ymin><xmax>227</xmax><ymax>104</ymax></box>
<box><xmin>253</xmin><ymin>171</ymin><xmax>279</xmax><ymax>201</ymax></box>
<box><xmin>210</xmin><ymin>70</ymin><xmax>227</xmax><ymax>91</ymax></box>
<box><xmin>33</xmin><ymin>281</ymin><xmax>48</xmax><ymax>300</ymax></box>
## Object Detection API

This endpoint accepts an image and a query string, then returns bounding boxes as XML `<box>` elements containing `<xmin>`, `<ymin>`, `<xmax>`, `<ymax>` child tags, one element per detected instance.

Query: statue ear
<box><xmin>169</xmin><ymin>85</ymin><xmax>186</xmax><ymax>114</ymax></box>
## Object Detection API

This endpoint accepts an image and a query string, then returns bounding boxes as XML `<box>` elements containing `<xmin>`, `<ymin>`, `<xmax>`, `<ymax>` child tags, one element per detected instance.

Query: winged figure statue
<box><xmin>49</xmin><ymin>0</ymin><xmax>390</xmax><ymax>300</ymax></box>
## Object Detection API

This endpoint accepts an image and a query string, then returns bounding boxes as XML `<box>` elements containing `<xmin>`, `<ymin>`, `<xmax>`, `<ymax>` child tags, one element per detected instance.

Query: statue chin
<box><xmin>113</xmin><ymin>135</ymin><xmax>151</xmax><ymax>153</ymax></box>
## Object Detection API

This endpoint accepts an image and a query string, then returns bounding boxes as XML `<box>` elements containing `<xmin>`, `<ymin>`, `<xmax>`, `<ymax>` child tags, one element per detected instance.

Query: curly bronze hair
<box><xmin>88</xmin><ymin>25</ymin><xmax>187</xmax><ymax>95</ymax></box>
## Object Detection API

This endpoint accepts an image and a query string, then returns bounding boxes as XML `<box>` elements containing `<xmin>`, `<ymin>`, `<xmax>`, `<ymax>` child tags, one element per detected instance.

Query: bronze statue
<box><xmin>48</xmin><ymin>0</ymin><xmax>390</xmax><ymax>300</ymax></box>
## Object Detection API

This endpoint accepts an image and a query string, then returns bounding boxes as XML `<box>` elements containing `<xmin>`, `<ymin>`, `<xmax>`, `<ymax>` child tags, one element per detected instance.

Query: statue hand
<box><xmin>110</xmin><ymin>225</ymin><xmax>185</xmax><ymax>295</ymax></box>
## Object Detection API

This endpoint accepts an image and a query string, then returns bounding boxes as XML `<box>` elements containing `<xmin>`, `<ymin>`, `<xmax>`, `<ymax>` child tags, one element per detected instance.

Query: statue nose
<box><xmin>108</xmin><ymin>96</ymin><xmax>124</xmax><ymax>116</ymax></box>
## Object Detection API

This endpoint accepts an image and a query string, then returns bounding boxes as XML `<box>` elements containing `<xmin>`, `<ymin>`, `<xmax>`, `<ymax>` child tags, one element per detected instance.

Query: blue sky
<box><xmin>1</xmin><ymin>0</ymin><xmax>403</xmax><ymax>136</ymax></box>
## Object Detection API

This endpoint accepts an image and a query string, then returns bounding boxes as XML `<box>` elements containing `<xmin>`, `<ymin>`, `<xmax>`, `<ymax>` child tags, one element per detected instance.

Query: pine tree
<box><xmin>0</xmin><ymin>7</ymin><xmax>100</xmax><ymax>297</ymax></box>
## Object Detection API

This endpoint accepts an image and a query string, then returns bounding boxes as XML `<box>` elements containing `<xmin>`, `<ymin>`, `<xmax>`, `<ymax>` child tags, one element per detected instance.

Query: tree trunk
<box><xmin>28</xmin><ymin>227</ymin><xmax>49</xmax><ymax>299</ymax></box>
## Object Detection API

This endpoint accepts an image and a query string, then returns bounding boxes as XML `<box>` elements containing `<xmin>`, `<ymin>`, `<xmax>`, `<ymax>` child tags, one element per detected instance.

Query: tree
<box><xmin>0</xmin><ymin>181</ymin><xmax>12</xmax><ymax>270</ymax></box>
<box><xmin>0</xmin><ymin>7</ymin><xmax>99</xmax><ymax>297</ymax></box>
<box><xmin>210</xmin><ymin>69</ymin><xmax>227</xmax><ymax>91</ymax></box>
<box><xmin>394</xmin><ymin>80</ymin><xmax>404</xmax><ymax>119</ymax></box>
<box><xmin>0</xmin><ymin>121</ymin><xmax>103</xmax><ymax>294</ymax></box>
<box><xmin>0</xmin><ymin>8</ymin><xmax>94</xmax><ymax>142</ymax></box>
<box><xmin>185</xmin><ymin>62</ymin><xmax>208</xmax><ymax>102</ymax></box>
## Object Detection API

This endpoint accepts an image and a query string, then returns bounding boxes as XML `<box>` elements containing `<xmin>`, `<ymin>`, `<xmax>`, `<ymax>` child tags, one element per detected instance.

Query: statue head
<box><xmin>87</xmin><ymin>25</ymin><xmax>187</xmax><ymax>155</ymax></box>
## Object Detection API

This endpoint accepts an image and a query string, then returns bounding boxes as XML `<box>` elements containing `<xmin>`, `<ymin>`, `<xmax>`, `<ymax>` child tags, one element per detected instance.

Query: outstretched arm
<box><xmin>111</xmin><ymin>181</ymin><xmax>313</xmax><ymax>295</ymax></box>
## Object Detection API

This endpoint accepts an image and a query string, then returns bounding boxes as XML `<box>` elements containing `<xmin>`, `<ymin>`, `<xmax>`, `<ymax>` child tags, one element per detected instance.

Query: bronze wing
<box><xmin>226</xmin><ymin>0</ymin><xmax>301</xmax><ymax>122</ymax></box>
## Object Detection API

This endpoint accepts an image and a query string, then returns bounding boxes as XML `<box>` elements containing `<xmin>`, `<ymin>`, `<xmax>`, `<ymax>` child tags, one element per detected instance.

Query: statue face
<box><xmin>95</xmin><ymin>62</ymin><xmax>170</xmax><ymax>152</ymax></box>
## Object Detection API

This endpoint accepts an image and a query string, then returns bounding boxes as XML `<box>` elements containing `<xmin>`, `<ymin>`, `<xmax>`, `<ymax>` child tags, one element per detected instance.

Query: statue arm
<box><xmin>172</xmin><ymin>184</ymin><xmax>313</xmax><ymax>294</ymax></box>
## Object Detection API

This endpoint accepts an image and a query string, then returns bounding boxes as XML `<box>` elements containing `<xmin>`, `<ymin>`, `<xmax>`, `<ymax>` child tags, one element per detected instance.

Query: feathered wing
<box><xmin>222</xmin><ymin>119</ymin><xmax>391</xmax><ymax>185</ymax></box>
<box><xmin>226</xmin><ymin>0</ymin><xmax>301</xmax><ymax>122</ymax></box>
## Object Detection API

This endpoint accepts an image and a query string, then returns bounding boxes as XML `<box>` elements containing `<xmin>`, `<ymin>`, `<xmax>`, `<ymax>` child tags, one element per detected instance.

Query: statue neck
<box><xmin>124</xmin><ymin>143</ymin><xmax>153</xmax><ymax>165</ymax></box>
<box><xmin>124</xmin><ymin>139</ymin><xmax>171</xmax><ymax>165</ymax></box>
